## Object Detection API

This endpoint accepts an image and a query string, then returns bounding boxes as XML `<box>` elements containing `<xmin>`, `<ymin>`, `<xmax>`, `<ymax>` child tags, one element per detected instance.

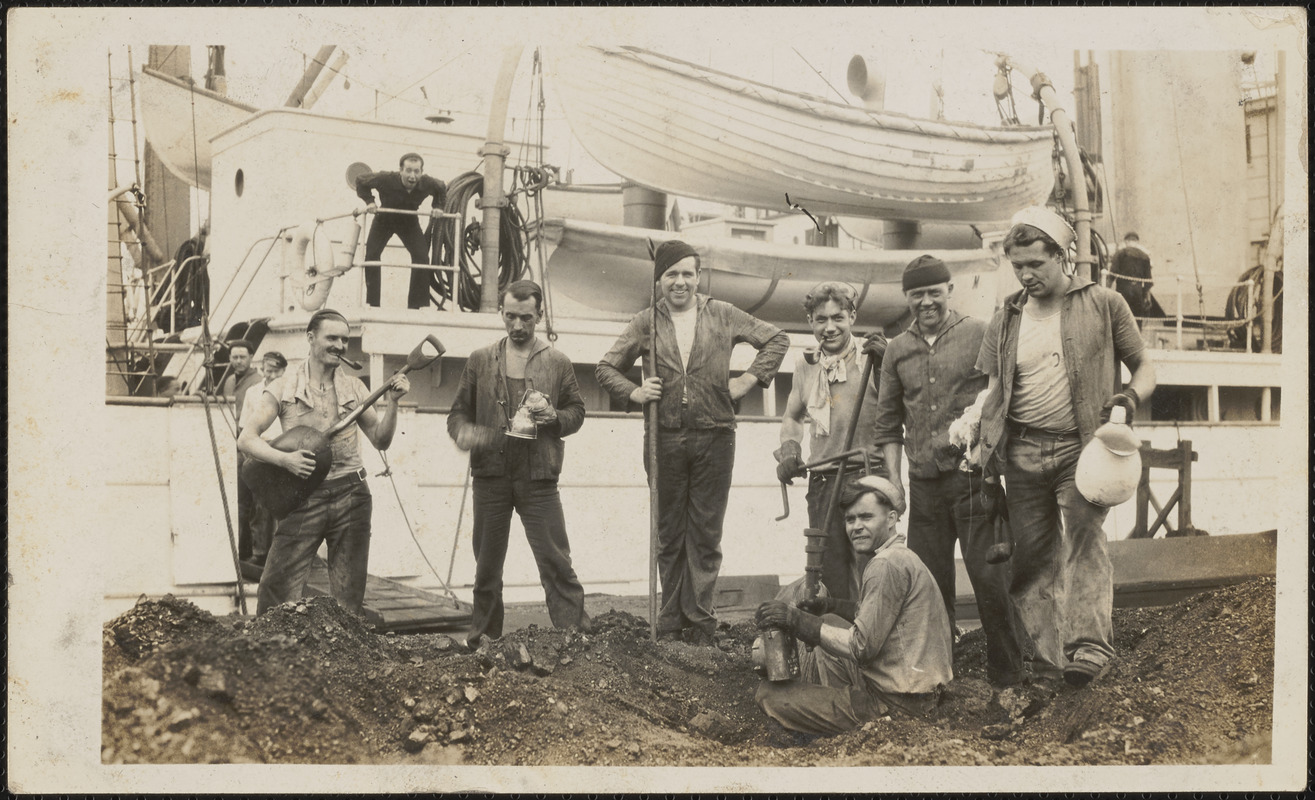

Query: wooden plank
<box><xmin>952</xmin><ymin>531</ymin><xmax>1276</xmax><ymax>621</ymax></box>
<box><xmin>300</xmin><ymin>557</ymin><xmax>472</xmax><ymax>632</ymax></box>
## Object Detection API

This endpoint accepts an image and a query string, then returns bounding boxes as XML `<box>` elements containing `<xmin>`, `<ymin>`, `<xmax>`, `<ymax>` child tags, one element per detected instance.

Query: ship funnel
<box><xmin>846</xmin><ymin>55</ymin><xmax>886</xmax><ymax>110</ymax></box>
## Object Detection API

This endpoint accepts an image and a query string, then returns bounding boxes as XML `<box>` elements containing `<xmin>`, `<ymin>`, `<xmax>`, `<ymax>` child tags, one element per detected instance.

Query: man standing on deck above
<box><xmin>354</xmin><ymin>152</ymin><xmax>447</xmax><ymax>309</ymax></box>
<box><xmin>754</xmin><ymin>476</ymin><xmax>952</xmax><ymax>736</ymax></box>
<box><xmin>871</xmin><ymin>255</ymin><xmax>1026</xmax><ymax>686</ymax></box>
<box><xmin>238</xmin><ymin>309</ymin><xmax>411</xmax><ymax>616</ymax></box>
<box><xmin>447</xmin><ymin>280</ymin><xmax>591</xmax><ymax>649</ymax></box>
<box><xmin>597</xmin><ymin>240</ymin><xmax>790</xmax><ymax>645</ymax></box>
<box><xmin>975</xmin><ymin>206</ymin><xmax>1155</xmax><ymax>688</ymax></box>
<box><xmin>775</xmin><ymin>281</ymin><xmax>889</xmax><ymax>604</ymax></box>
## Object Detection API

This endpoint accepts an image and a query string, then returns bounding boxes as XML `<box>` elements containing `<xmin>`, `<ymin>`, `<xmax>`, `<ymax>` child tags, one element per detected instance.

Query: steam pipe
<box><xmin>1003</xmin><ymin>56</ymin><xmax>1093</xmax><ymax>280</ymax></box>
<box><xmin>479</xmin><ymin>45</ymin><xmax>525</xmax><ymax>313</ymax></box>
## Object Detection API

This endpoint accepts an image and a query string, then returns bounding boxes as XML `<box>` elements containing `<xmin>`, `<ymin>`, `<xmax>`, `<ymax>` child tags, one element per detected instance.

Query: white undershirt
<box><xmin>1010</xmin><ymin>306</ymin><xmax>1077</xmax><ymax>431</ymax></box>
<box><xmin>670</xmin><ymin>305</ymin><xmax>698</xmax><ymax>369</ymax></box>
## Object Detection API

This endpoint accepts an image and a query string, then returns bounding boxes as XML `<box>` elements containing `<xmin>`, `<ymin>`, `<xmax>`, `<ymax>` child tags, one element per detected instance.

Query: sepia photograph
<box><xmin>7</xmin><ymin>6</ymin><xmax>1307</xmax><ymax>794</ymax></box>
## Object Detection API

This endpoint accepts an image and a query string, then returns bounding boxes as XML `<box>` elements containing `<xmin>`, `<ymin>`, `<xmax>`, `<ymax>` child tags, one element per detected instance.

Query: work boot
<box><xmin>1063</xmin><ymin>657</ymin><xmax>1106</xmax><ymax>688</ymax></box>
<box><xmin>682</xmin><ymin>626</ymin><xmax>717</xmax><ymax>647</ymax></box>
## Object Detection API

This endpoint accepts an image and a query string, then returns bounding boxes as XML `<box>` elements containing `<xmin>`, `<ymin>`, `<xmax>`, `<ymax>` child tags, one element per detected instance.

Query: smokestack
<box><xmin>846</xmin><ymin>55</ymin><xmax>886</xmax><ymax>111</ymax></box>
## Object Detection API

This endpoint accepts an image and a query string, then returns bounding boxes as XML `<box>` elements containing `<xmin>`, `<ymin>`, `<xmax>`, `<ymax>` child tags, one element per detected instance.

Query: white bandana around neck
<box><xmin>804</xmin><ymin>337</ymin><xmax>854</xmax><ymax>437</ymax></box>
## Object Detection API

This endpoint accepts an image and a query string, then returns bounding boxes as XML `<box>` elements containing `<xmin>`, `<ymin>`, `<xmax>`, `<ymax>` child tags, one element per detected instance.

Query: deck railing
<box><xmin>1100</xmin><ymin>269</ymin><xmax>1267</xmax><ymax>353</ymax></box>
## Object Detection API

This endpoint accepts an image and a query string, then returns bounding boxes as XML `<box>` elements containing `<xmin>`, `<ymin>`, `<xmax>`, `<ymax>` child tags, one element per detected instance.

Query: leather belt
<box><xmin>320</xmin><ymin>467</ymin><xmax>367</xmax><ymax>489</ymax></box>
<box><xmin>1008</xmin><ymin>422</ymin><xmax>1078</xmax><ymax>441</ymax></box>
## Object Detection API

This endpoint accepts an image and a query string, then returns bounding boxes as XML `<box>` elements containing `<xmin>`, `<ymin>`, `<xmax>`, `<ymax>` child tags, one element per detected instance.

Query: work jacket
<box><xmin>975</xmin><ymin>277</ymin><xmax>1145</xmax><ymax>475</ymax></box>
<box><xmin>871</xmin><ymin>310</ymin><xmax>988</xmax><ymax>479</ymax></box>
<box><xmin>596</xmin><ymin>294</ymin><xmax>789</xmax><ymax>430</ymax></box>
<box><xmin>447</xmin><ymin>337</ymin><xmax>585</xmax><ymax>481</ymax></box>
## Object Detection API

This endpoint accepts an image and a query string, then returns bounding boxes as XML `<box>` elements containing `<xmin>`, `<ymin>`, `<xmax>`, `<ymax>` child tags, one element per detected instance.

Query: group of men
<box><xmin>754</xmin><ymin>205</ymin><xmax>1154</xmax><ymax>734</ymax></box>
<box><xmin>230</xmin><ymin>193</ymin><xmax>1154</xmax><ymax>738</ymax></box>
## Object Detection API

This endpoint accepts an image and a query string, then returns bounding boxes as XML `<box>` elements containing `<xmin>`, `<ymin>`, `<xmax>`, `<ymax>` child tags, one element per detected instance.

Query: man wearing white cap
<box><xmin>753</xmin><ymin>475</ymin><xmax>953</xmax><ymax>735</ymax></box>
<box><xmin>974</xmin><ymin>206</ymin><xmax>1156</xmax><ymax>688</ymax></box>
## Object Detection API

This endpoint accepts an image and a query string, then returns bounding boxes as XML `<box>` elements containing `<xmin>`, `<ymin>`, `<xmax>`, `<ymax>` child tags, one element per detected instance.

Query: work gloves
<box><xmin>1100</xmin><ymin>388</ymin><xmax>1141</xmax><ymax>424</ymax></box>
<box><xmin>796</xmin><ymin>595</ymin><xmax>859</xmax><ymax>622</ymax></box>
<box><xmin>774</xmin><ymin>439</ymin><xmax>806</xmax><ymax>485</ymax></box>
<box><xmin>754</xmin><ymin>600</ymin><xmax>824</xmax><ymax>647</ymax></box>
<box><xmin>861</xmin><ymin>331</ymin><xmax>888</xmax><ymax>362</ymax></box>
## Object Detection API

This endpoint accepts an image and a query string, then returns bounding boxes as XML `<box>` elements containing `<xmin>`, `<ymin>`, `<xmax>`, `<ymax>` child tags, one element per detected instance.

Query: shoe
<box><xmin>682</xmin><ymin>626</ymin><xmax>716</xmax><ymax>647</ymax></box>
<box><xmin>656</xmin><ymin>629</ymin><xmax>683</xmax><ymax>643</ymax></box>
<box><xmin>1063</xmin><ymin>658</ymin><xmax>1105</xmax><ymax>688</ymax></box>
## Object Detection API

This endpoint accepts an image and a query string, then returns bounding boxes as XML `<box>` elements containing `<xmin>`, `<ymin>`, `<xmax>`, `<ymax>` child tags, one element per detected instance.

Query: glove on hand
<box><xmin>861</xmin><ymin>331</ymin><xmax>889</xmax><ymax>361</ymax></box>
<box><xmin>755</xmin><ymin>601</ymin><xmax>824</xmax><ymax>646</ymax></box>
<box><xmin>798</xmin><ymin>595</ymin><xmax>859</xmax><ymax>622</ymax></box>
<box><xmin>1100</xmin><ymin>388</ymin><xmax>1140</xmax><ymax>423</ymax></box>
<box><xmin>774</xmin><ymin>439</ymin><xmax>806</xmax><ymax>485</ymax></box>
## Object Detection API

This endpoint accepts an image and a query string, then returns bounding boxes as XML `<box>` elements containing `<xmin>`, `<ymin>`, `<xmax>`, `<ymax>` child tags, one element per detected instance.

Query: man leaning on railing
<box><xmin>354</xmin><ymin>152</ymin><xmax>447</xmax><ymax>309</ymax></box>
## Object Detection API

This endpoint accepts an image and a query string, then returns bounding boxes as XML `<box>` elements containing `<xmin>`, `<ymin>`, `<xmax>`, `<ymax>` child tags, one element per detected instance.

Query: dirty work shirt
<box><xmin>849</xmin><ymin>533</ymin><xmax>954</xmax><ymax>696</ymax></box>
<box><xmin>871</xmin><ymin>310</ymin><xmax>988</xmax><ymax>478</ymax></box>
<box><xmin>264</xmin><ymin>361</ymin><xmax>369</xmax><ymax>480</ymax></box>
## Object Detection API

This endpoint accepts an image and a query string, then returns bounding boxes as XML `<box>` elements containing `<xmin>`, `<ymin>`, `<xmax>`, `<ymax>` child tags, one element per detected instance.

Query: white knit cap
<box><xmin>853</xmin><ymin>475</ymin><xmax>907</xmax><ymax>517</ymax></box>
<box><xmin>1010</xmin><ymin>206</ymin><xmax>1076</xmax><ymax>250</ymax></box>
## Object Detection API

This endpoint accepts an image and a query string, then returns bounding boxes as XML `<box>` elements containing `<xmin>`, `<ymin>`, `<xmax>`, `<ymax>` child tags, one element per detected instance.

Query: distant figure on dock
<box><xmin>447</xmin><ymin>280</ymin><xmax>592</xmax><ymax>649</ymax></box>
<box><xmin>871</xmin><ymin>255</ymin><xmax>1025</xmax><ymax>686</ymax></box>
<box><xmin>754</xmin><ymin>476</ymin><xmax>952</xmax><ymax>736</ymax></box>
<box><xmin>354</xmin><ymin>152</ymin><xmax>447</xmax><ymax>310</ymax></box>
<box><xmin>1110</xmin><ymin>232</ymin><xmax>1158</xmax><ymax>318</ymax></box>
<box><xmin>974</xmin><ymin>206</ymin><xmax>1156</xmax><ymax>688</ymax></box>
<box><xmin>597</xmin><ymin>240</ymin><xmax>790</xmax><ymax>646</ymax></box>
<box><xmin>775</xmin><ymin>281</ymin><xmax>887</xmax><ymax>604</ymax></box>
<box><xmin>239</xmin><ymin>309</ymin><xmax>411</xmax><ymax>616</ymax></box>
<box><xmin>237</xmin><ymin>350</ymin><xmax>288</xmax><ymax>581</ymax></box>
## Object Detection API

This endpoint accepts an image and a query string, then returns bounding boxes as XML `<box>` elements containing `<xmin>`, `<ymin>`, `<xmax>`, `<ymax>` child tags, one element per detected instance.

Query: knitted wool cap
<box><xmin>1009</xmin><ymin>206</ymin><xmax>1075</xmax><ymax>250</ymax></box>
<box><xmin>901</xmin><ymin>254</ymin><xmax>952</xmax><ymax>292</ymax></box>
<box><xmin>653</xmin><ymin>240</ymin><xmax>700</xmax><ymax>281</ymax></box>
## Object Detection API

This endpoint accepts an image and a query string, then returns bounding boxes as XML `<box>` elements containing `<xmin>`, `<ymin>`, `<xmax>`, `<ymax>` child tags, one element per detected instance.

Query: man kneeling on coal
<box><xmin>753</xmin><ymin>476</ymin><xmax>953</xmax><ymax>735</ymax></box>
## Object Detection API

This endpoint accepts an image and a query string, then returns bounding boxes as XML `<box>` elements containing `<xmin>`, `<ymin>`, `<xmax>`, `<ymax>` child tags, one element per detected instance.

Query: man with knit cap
<box><xmin>975</xmin><ymin>206</ymin><xmax>1155</xmax><ymax>688</ymax></box>
<box><xmin>598</xmin><ymin>239</ymin><xmax>790</xmax><ymax>645</ymax></box>
<box><xmin>754</xmin><ymin>475</ymin><xmax>952</xmax><ymax>735</ymax></box>
<box><xmin>871</xmin><ymin>254</ymin><xmax>1026</xmax><ymax>686</ymax></box>
<box><xmin>775</xmin><ymin>281</ymin><xmax>888</xmax><ymax>604</ymax></box>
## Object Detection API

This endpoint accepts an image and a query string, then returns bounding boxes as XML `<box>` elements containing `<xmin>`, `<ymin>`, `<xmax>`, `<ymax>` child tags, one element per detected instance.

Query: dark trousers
<box><xmin>257</xmin><ymin>476</ymin><xmax>372</xmax><ymax>616</ymax></box>
<box><xmin>362</xmin><ymin>217</ymin><xmax>435</xmax><ymax>309</ymax></box>
<box><xmin>1004</xmin><ymin>434</ymin><xmax>1114</xmax><ymax>676</ymax></box>
<box><xmin>646</xmin><ymin>428</ymin><xmax>736</xmax><ymax>636</ymax></box>
<box><xmin>237</xmin><ymin>452</ymin><xmax>272</xmax><ymax>564</ymax></box>
<box><xmin>467</xmin><ymin>476</ymin><xmax>587</xmax><ymax>645</ymax></box>
<box><xmin>805</xmin><ymin>471</ymin><xmax>865</xmax><ymax>602</ymax></box>
<box><xmin>907</xmin><ymin>470</ymin><xmax>1026</xmax><ymax>685</ymax></box>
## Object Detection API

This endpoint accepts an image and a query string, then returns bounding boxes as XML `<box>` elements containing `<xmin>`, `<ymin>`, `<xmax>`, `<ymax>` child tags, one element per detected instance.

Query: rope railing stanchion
<box><xmin>1245</xmin><ymin>281</ymin><xmax>1255</xmax><ymax>354</ymax></box>
<box><xmin>1174</xmin><ymin>275</ymin><xmax>1183</xmax><ymax>351</ymax></box>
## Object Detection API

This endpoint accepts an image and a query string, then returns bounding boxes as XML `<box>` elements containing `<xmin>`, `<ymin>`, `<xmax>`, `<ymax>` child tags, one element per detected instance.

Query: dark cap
<box><xmin>653</xmin><ymin>240</ymin><xmax>700</xmax><ymax>282</ymax></box>
<box><xmin>902</xmin><ymin>254</ymin><xmax>951</xmax><ymax>293</ymax></box>
<box><xmin>262</xmin><ymin>351</ymin><xmax>288</xmax><ymax>368</ymax></box>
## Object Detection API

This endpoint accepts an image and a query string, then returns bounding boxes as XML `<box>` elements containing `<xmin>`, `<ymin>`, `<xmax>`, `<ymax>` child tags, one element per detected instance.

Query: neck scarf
<box><xmin>803</xmin><ymin>337</ymin><xmax>854</xmax><ymax>437</ymax></box>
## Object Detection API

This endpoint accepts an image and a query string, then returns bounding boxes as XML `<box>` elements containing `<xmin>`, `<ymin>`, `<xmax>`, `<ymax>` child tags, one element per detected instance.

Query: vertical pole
<box><xmin>647</xmin><ymin>279</ymin><xmax>660</xmax><ymax>642</ymax></box>
<box><xmin>479</xmin><ymin>45</ymin><xmax>525</xmax><ymax>314</ymax></box>
<box><xmin>1174</xmin><ymin>276</ymin><xmax>1183</xmax><ymax>350</ymax></box>
<box><xmin>1261</xmin><ymin>52</ymin><xmax>1284</xmax><ymax>354</ymax></box>
<box><xmin>1245</xmin><ymin>281</ymin><xmax>1255</xmax><ymax>353</ymax></box>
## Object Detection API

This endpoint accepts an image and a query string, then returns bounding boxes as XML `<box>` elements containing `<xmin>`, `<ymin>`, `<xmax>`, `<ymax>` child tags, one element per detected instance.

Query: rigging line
<box><xmin>790</xmin><ymin>47</ymin><xmax>853</xmax><ymax>107</ymax></box>
<box><xmin>345</xmin><ymin>48</ymin><xmax>471</xmax><ymax>115</ymax></box>
<box><xmin>445</xmin><ymin>464</ymin><xmax>472</xmax><ymax>588</ymax></box>
<box><xmin>188</xmin><ymin>76</ymin><xmax>204</xmax><ymax>239</ymax></box>
<box><xmin>377</xmin><ymin>449</ymin><xmax>462</xmax><ymax>607</ymax></box>
<box><xmin>1167</xmin><ymin>84</ymin><xmax>1209</xmax><ymax>341</ymax></box>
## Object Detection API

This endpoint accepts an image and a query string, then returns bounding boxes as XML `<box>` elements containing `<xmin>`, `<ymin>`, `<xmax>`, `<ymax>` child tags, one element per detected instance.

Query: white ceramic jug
<box><xmin>1075</xmin><ymin>405</ymin><xmax>1143</xmax><ymax>506</ymax></box>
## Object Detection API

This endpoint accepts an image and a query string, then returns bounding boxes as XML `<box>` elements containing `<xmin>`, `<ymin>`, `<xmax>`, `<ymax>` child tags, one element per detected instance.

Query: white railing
<box><xmin>1100</xmin><ymin>269</ymin><xmax>1264</xmax><ymax>353</ymax></box>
